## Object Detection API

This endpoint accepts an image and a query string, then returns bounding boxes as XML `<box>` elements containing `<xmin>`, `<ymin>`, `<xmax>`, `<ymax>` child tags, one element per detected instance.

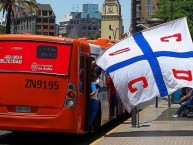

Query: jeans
<box><xmin>176</xmin><ymin>98</ymin><xmax>193</xmax><ymax>116</ymax></box>
<box><xmin>88</xmin><ymin>99</ymin><xmax>99</xmax><ymax>127</ymax></box>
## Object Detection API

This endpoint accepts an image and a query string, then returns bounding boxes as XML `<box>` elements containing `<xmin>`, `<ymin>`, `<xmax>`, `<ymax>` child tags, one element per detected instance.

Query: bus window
<box><xmin>37</xmin><ymin>46</ymin><xmax>57</xmax><ymax>59</ymax></box>
<box><xmin>80</xmin><ymin>55</ymin><xmax>84</xmax><ymax>93</ymax></box>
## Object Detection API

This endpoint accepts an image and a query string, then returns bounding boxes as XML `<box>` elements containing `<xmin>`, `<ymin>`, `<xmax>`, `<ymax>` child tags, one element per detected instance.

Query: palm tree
<box><xmin>0</xmin><ymin>0</ymin><xmax>39</xmax><ymax>34</ymax></box>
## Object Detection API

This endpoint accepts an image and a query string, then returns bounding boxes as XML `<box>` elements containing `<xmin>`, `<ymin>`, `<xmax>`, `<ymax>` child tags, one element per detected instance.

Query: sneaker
<box><xmin>172</xmin><ymin>114</ymin><xmax>180</xmax><ymax>118</ymax></box>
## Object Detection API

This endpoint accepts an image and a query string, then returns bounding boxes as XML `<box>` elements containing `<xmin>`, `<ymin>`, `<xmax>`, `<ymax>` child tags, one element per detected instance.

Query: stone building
<box><xmin>59</xmin><ymin>4</ymin><xmax>101</xmax><ymax>38</ymax></box>
<box><xmin>11</xmin><ymin>3</ymin><xmax>57</xmax><ymax>36</ymax></box>
<box><xmin>101</xmin><ymin>0</ymin><xmax>123</xmax><ymax>40</ymax></box>
<box><xmin>131</xmin><ymin>0</ymin><xmax>159</xmax><ymax>33</ymax></box>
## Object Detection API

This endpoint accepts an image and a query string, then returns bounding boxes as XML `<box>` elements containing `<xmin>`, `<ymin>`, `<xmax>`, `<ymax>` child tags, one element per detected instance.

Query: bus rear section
<box><xmin>0</xmin><ymin>35</ymin><xmax>83</xmax><ymax>133</ymax></box>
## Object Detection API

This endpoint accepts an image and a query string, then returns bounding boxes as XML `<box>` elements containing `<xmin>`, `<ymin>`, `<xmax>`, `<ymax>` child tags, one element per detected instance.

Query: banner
<box><xmin>0</xmin><ymin>41</ymin><xmax>71</xmax><ymax>75</ymax></box>
<box><xmin>96</xmin><ymin>17</ymin><xmax>193</xmax><ymax>112</ymax></box>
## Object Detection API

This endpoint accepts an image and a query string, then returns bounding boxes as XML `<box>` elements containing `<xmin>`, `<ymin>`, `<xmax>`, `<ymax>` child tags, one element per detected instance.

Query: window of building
<box><xmin>42</xmin><ymin>18</ymin><xmax>48</xmax><ymax>23</ymax></box>
<box><xmin>147</xmin><ymin>0</ymin><xmax>151</xmax><ymax>5</ymax></box>
<box><xmin>109</xmin><ymin>36</ymin><xmax>111</xmax><ymax>39</ymax></box>
<box><xmin>43</xmin><ymin>32</ymin><xmax>48</xmax><ymax>35</ymax></box>
<box><xmin>43</xmin><ymin>25</ymin><xmax>48</xmax><ymax>29</ymax></box>
<box><xmin>93</xmin><ymin>26</ymin><xmax>97</xmax><ymax>30</ymax></box>
<box><xmin>136</xmin><ymin>11</ymin><xmax>141</xmax><ymax>17</ymax></box>
<box><xmin>82</xmin><ymin>26</ymin><xmax>86</xmax><ymax>30</ymax></box>
<box><xmin>147</xmin><ymin>11</ymin><xmax>151</xmax><ymax>16</ymax></box>
<box><xmin>136</xmin><ymin>4</ymin><xmax>141</xmax><ymax>11</ymax></box>
<box><xmin>92</xmin><ymin>20</ymin><xmax>96</xmax><ymax>24</ymax></box>
<box><xmin>49</xmin><ymin>18</ymin><xmax>55</xmax><ymax>23</ymax></box>
<box><xmin>49</xmin><ymin>32</ymin><xmax>54</xmax><ymax>36</ymax></box>
<box><xmin>88</xmin><ymin>26</ymin><xmax>91</xmax><ymax>30</ymax></box>
<box><xmin>109</xmin><ymin>25</ymin><xmax>112</xmax><ymax>30</ymax></box>
<box><xmin>147</xmin><ymin>6</ymin><xmax>151</xmax><ymax>10</ymax></box>
<box><xmin>81</xmin><ymin>20</ymin><xmax>85</xmax><ymax>24</ymax></box>
<box><xmin>37</xmin><ymin>18</ymin><xmax>41</xmax><ymax>23</ymax></box>
<box><xmin>49</xmin><ymin>11</ymin><xmax>52</xmax><ymax>16</ymax></box>
<box><xmin>50</xmin><ymin>26</ymin><xmax>55</xmax><ymax>29</ymax></box>
<box><xmin>42</xmin><ymin>11</ymin><xmax>48</xmax><ymax>16</ymax></box>
<box><xmin>37</xmin><ymin>25</ymin><xmax>42</xmax><ymax>29</ymax></box>
<box><xmin>17</xmin><ymin>20</ymin><xmax>20</xmax><ymax>25</ymax></box>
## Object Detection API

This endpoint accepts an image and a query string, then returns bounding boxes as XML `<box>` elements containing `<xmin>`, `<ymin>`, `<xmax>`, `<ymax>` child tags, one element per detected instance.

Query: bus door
<box><xmin>97</xmin><ymin>71</ymin><xmax>110</xmax><ymax>125</ymax></box>
<box><xmin>84</xmin><ymin>56</ymin><xmax>94</xmax><ymax>131</ymax></box>
<box><xmin>84</xmin><ymin>56</ymin><xmax>110</xmax><ymax>130</ymax></box>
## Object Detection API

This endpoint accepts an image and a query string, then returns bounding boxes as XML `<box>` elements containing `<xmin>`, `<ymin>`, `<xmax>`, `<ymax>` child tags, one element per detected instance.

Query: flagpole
<box><xmin>137</xmin><ymin>105</ymin><xmax>140</xmax><ymax>128</ymax></box>
<box><xmin>131</xmin><ymin>106</ymin><xmax>137</xmax><ymax>127</ymax></box>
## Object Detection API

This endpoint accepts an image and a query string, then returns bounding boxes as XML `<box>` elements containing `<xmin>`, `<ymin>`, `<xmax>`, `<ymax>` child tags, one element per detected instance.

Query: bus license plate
<box><xmin>16</xmin><ymin>106</ymin><xmax>31</xmax><ymax>112</ymax></box>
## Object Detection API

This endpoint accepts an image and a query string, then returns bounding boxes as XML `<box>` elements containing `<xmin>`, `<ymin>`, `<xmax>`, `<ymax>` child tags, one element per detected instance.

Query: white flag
<box><xmin>96</xmin><ymin>17</ymin><xmax>193</xmax><ymax>112</ymax></box>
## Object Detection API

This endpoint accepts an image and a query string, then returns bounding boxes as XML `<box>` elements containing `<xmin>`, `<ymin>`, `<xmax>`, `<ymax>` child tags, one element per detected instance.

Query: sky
<box><xmin>37</xmin><ymin>0</ymin><xmax>131</xmax><ymax>33</ymax></box>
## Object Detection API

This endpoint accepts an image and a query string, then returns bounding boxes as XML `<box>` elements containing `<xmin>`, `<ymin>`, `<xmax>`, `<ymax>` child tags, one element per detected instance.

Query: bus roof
<box><xmin>78</xmin><ymin>38</ymin><xmax>117</xmax><ymax>48</ymax></box>
<box><xmin>0</xmin><ymin>34</ymin><xmax>73</xmax><ymax>44</ymax></box>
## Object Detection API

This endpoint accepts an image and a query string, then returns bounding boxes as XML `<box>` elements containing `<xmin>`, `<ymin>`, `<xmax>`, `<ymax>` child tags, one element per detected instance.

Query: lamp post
<box><xmin>146</xmin><ymin>18</ymin><xmax>165</xmax><ymax>27</ymax></box>
<box><xmin>136</xmin><ymin>24</ymin><xmax>149</xmax><ymax>29</ymax></box>
<box><xmin>169</xmin><ymin>0</ymin><xmax>174</xmax><ymax>107</ymax></box>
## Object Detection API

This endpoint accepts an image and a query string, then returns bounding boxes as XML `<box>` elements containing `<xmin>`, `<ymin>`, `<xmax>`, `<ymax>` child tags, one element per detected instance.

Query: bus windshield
<box><xmin>0</xmin><ymin>41</ymin><xmax>71</xmax><ymax>75</ymax></box>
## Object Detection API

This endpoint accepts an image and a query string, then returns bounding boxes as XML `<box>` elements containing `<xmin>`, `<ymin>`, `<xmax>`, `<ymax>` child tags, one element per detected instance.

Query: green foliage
<box><xmin>89</xmin><ymin>31</ymin><xmax>101</xmax><ymax>40</ymax></box>
<box><xmin>0</xmin><ymin>25</ymin><xmax>5</xmax><ymax>34</ymax></box>
<box><xmin>0</xmin><ymin>0</ymin><xmax>39</xmax><ymax>34</ymax></box>
<box><xmin>152</xmin><ymin>0</ymin><xmax>193</xmax><ymax>37</ymax></box>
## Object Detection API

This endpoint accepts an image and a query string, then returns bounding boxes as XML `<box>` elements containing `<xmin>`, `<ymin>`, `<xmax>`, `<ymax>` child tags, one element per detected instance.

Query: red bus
<box><xmin>0</xmin><ymin>34</ymin><xmax>125</xmax><ymax>134</ymax></box>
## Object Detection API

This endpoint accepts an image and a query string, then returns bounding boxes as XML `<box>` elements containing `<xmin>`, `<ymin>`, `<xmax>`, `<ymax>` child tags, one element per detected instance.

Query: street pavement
<box><xmin>91</xmin><ymin>98</ymin><xmax>193</xmax><ymax>145</ymax></box>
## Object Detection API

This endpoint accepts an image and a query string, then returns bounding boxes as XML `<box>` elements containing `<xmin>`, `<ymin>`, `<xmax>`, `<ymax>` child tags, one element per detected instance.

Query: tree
<box><xmin>0</xmin><ymin>0</ymin><xmax>39</xmax><ymax>34</ymax></box>
<box><xmin>152</xmin><ymin>0</ymin><xmax>193</xmax><ymax>37</ymax></box>
<box><xmin>0</xmin><ymin>25</ymin><xmax>5</xmax><ymax>34</ymax></box>
<box><xmin>89</xmin><ymin>31</ymin><xmax>101</xmax><ymax>40</ymax></box>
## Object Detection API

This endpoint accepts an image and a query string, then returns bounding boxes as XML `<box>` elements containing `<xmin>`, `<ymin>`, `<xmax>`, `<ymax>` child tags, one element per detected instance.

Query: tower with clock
<box><xmin>101</xmin><ymin>0</ymin><xmax>123</xmax><ymax>40</ymax></box>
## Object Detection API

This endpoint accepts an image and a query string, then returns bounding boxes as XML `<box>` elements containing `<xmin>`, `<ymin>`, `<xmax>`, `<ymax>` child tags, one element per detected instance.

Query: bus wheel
<box><xmin>92</xmin><ymin>103</ymin><xmax>101</xmax><ymax>133</ymax></box>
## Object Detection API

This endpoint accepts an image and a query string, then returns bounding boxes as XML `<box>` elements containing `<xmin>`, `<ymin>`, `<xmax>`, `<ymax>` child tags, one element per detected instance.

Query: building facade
<box><xmin>59</xmin><ymin>4</ymin><xmax>101</xmax><ymax>39</ymax></box>
<box><xmin>101</xmin><ymin>0</ymin><xmax>123</xmax><ymax>40</ymax></box>
<box><xmin>11</xmin><ymin>4</ymin><xmax>57</xmax><ymax>36</ymax></box>
<box><xmin>131</xmin><ymin>0</ymin><xmax>159</xmax><ymax>33</ymax></box>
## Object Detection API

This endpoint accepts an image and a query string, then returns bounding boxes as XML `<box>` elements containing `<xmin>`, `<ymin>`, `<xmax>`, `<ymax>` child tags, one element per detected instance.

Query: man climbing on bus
<box><xmin>88</xmin><ymin>64</ymin><xmax>103</xmax><ymax>131</ymax></box>
<box><xmin>88</xmin><ymin>73</ymin><xmax>99</xmax><ymax>131</ymax></box>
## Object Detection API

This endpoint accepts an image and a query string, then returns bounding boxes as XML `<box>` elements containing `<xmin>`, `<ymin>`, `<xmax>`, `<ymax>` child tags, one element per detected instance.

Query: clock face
<box><xmin>108</xmin><ymin>5</ymin><xmax>113</xmax><ymax>12</ymax></box>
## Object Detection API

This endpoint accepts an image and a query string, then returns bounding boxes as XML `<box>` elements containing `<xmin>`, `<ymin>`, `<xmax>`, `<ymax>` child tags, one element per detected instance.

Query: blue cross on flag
<box><xmin>96</xmin><ymin>17</ymin><xmax>193</xmax><ymax>112</ymax></box>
